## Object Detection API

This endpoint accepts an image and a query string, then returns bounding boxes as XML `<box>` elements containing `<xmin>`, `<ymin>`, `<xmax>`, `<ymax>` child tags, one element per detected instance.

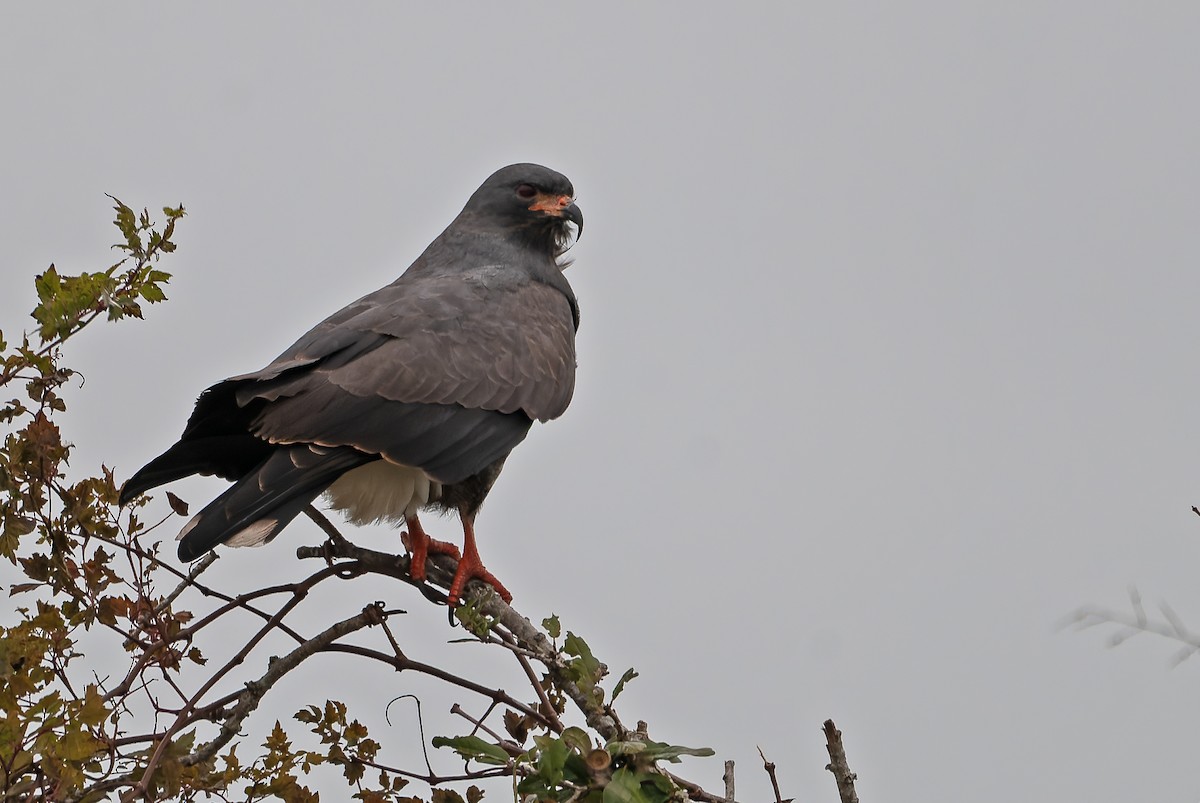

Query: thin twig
<box><xmin>354</xmin><ymin>756</ymin><xmax>511</xmax><ymax>785</ymax></box>
<box><xmin>322</xmin><ymin>642</ymin><xmax>553</xmax><ymax>727</ymax></box>
<box><xmin>664</xmin><ymin>770</ymin><xmax>738</xmax><ymax>803</ymax></box>
<box><xmin>152</xmin><ymin>552</ymin><xmax>217</xmax><ymax>615</ymax></box>
<box><xmin>385</xmin><ymin>694</ymin><xmax>437</xmax><ymax>779</ymax></box>
<box><xmin>181</xmin><ymin>602</ymin><xmax>388</xmax><ymax>767</ymax></box>
<box><xmin>122</xmin><ymin>567</ymin><xmax>367</xmax><ymax>799</ymax></box>
<box><xmin>757</xmin><ymin>747</ymin><xmax>787</xmax><ymax>803</ymax></box>
<box><xmin>494</xmin><ymin>629</ymin><xmax>565</xmax><ymax>732</ymax></box>
<box><xmin>304</xmin><ymin>504</ymin><xmax>351</xmax><ymax>545</ymax></box>
<box><xmin>1069</xmin><ymin>590</ymin><xmax>1200</xmax><ymax>665</ymax></box>
<box><xmin>450</xmin><ymin>702</ymin><xmax>517</xmax><ymax>752</ymax></box>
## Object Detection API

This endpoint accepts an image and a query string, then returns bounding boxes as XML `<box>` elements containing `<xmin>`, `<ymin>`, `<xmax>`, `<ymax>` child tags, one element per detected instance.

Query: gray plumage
<box><xmin>120</xmin><ymin>163</ymin><xmax>582</xmax><ymax>600</ymax></box>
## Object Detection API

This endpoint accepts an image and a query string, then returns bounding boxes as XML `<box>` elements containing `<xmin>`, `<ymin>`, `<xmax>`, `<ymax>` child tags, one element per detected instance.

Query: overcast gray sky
<box><xmin>5</xmin><ymin>4</ymin><xmax>1200</xmax><ymax>801</ymax></box>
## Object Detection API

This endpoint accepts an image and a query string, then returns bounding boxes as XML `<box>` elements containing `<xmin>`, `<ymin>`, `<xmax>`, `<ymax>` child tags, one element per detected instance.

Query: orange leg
<box><xmin>403</xmin><ymin>514</ymin><xmax>461</xmax><ymax>582</ymax></box>
<box><xmin>446</xmin><ymin>513</ymin><xmax>512</xmax><ymax>605</ymax></box>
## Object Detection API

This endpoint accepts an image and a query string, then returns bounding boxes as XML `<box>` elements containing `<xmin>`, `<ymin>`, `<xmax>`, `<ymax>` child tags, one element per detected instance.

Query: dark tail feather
<box><xmin>119</xmin><ymin>435</ymin><xmax>274</xmax><ymax>505</ymax></box>
<box><xmin>176</xmin><ymin>445</ymin><xmax>373</xmax><ymax>561</ymax></box>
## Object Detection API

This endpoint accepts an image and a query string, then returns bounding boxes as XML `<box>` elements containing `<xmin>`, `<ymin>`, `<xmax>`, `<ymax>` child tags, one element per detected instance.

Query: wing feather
<box><xmin>128</xmin><ymin>266</ymin><xmax>575</xmax><ymax>504</ymax></box>
<box><xmin>237</xmin><ymin>275</ymin><xmax>576</xmax><ymax>422</ymax></box>
<box><xmin>176</xmin><ymin>444</ymin><xmax>372</xmax><ymax>561</ymax></box>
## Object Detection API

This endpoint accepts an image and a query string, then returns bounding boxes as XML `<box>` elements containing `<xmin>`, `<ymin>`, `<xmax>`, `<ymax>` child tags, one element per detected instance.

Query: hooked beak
<box><xmin>564</xmin><ymin>201</ymin><xmax>583</xmax><ymax>240</ymax></box>
<box><xmin>531</xmin><ymin>193</ymin><xmax>584</xmax><ymax>240</ymax></box>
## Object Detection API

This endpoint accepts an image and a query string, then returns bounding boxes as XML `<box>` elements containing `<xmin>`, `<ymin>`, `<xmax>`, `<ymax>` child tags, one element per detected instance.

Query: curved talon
<box><xmin>447</xmin><ymin>563</ymin><xmax>513</xmax><ymax>606</ymax></box>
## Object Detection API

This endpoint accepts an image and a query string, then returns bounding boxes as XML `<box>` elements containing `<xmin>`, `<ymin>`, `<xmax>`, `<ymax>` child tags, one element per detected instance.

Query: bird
<box><xmin>119</xmin><ymin>163</ymin><xmax>582</xmax><ymax>604</ymax></box>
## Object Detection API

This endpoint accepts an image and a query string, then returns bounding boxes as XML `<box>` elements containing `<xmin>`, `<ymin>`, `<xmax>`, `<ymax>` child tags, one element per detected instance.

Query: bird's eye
<box><xmin>516</xmin><ymin>184</ymin><xmax>537</xmax><ymax>200</ymax></box>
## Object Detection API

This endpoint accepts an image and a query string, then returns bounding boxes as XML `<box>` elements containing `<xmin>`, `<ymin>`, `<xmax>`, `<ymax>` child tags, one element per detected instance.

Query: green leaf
<box><xmin>606</xmin><ymin>769</ymin><xmax>674</xmax><ymax>803</ymax></box>
<box><xmin>454</xmin><ymin>601</ymin><xmax>497</xmax><ymax>636</ymax></box>
<box><xmin>564</xmin><ymin>632</ymin><xmax>600</xmax><ymax>675</ymax></box>
<box><xmin>431</xmin><ymin>734</ymin><xmax>510</xmax><ymax>765</ymax></box>
<box><xmin>606</xmin><ymin>740</ymin><xmax>646</xmax><ymax>757</ymax></box>
<box><xmin>542</xmin><ymin>614</ymin><xmax>561</xmax><ymax>639</ymax></box>
<box><xmin>533</xmin><ymin>734</ymin><xmax>569</xmax><ymax>785</ymax></box>
<box><xmin>563</xmin><ymin>632</ymin><xmax>604</xmax><ymax>700</ymax></box>
<box><xmin>57</xmin><ymin>727</ymin><xmax>103</xmax><ymax>762</ymax></box>
<box><xmin>109</xmin><ymin>196</ymin><xmax>140</xmax><ymax>254</ymax></box>
<box><xmin>612</xmin><ymin>668</ymin><xmax>638</xmax><ymax>701</ymax></box>
<box><xmin>561</xmin><ymin>726</ymin><xmax>592</xmax><ymax>754</ymax></box>
<box><xmin>138</xmin><ymin>283</ymin><xmax>167</xmax><ymax>303</ymax></box>
<box><xmin>78</xmin><ymin>684</ymin><xmax>109</xmax><ymax>727</ymax></box>
<box><xmin>603</xmin><ymin>768</ymin><xmax>657</xmax><ymax>803</ymax></box>
<box><xmin>34</xmin><ymin>265</ymin><xmax>61</xmax><ymax>304</ymax></box>
<box><xmin>607</xmin><ymin>738</ymin><xmax>715</xmax><ymax>764</ymax></box>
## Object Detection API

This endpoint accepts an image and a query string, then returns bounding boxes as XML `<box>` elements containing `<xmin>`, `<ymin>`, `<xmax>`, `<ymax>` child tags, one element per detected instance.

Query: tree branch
<box><xmin>823</xmin><ymin>719</ymin><xmax>859</xmax><ymax>803</ymax></box>
<box><xmin>182</xmin><ymin>602</ymin><xmax>388</xmax><ymax>767</ymax></box>
<box><xmin>1070</xmin><ymin>587</ymin><xmax>1200</xmax><ymax>666</ymax></box>
<box><xmin>296</xmin><ymin>537</ymin><xmax>623</xmax><ymax>740</ymax></box>
<box><xmin>757</xmin><ymin>747</ymin><xmax>787</xmax><ymax>803</ymax></box>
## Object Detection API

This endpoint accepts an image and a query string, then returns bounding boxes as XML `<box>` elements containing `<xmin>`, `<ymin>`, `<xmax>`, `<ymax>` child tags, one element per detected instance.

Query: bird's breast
<box><xmin>323</xmin><ymin>460</ymin><xmax>441</xmax><ymax>525</ymax></box>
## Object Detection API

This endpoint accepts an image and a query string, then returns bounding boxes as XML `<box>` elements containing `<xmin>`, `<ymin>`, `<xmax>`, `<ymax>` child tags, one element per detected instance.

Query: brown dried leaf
<box><xmin>503</xmin><ymin>709</ymin><xmax>529</xmax><ymax>743</ymax></box>
<box><xmin>165</xmin><ymin>491</ymin><xmax>189</xmax><ymax>516</ymax></box>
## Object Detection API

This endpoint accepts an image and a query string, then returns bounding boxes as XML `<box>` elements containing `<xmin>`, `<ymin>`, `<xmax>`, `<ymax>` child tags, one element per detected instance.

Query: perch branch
<box><xmin>297</xmin><ymin>537</ymin><xmax>622</xmax><ymax>740</ymax></box>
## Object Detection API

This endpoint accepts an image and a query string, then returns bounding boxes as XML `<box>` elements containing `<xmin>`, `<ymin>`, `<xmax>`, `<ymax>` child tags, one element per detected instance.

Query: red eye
<box><xmin>516</xmin><ymin>184</ymin><xmax>537</xmax><ymax>199</ymax></box>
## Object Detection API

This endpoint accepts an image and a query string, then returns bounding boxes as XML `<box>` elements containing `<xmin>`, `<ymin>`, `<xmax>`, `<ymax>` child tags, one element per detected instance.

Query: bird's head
<box><xmin>462</xmin><ymin>163</ymin><xmax>583</xmax><ymax>261</ymax></box>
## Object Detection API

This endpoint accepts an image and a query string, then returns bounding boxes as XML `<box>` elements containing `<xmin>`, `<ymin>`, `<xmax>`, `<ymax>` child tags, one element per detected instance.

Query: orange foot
<box><xmin>447</xmin><ymin>556</ymin><xmax>513</xmax><ymax>606</ymax></box>
<box><xmin>402</xmin><ymin>515</ymin><xmax>461</xmax><ymax>583</ymax></box>
<box><xmin>447</xmin><ymin>516</ymin><xmax>512</xmax><ymax>605</ymax></box>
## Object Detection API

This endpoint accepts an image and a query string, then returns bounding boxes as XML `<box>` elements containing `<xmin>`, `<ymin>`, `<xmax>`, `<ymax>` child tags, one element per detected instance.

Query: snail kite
<box><xmin>120</xmin><ymin>163</ymin><xmax>583</xmax><ymax>604</ymax></box>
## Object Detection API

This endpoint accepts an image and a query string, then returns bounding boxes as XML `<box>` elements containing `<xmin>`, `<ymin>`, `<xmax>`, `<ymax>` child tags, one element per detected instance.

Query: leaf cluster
<box><xmin>432</xmin><ymin>626</ymin><xmax>712</xmax><ymax>803</ymax></box>
<box><xmin>1</xmin><ymin>201</ymin><xmax>194</xmax><ymax>800</ymax></box>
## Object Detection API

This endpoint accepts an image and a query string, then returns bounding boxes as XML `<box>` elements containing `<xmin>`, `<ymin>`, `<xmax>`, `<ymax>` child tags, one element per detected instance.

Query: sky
<box><xmin>4</xmin><ymin>4</ymin><xmax>1200</xmax><ymax>802</ymax></box>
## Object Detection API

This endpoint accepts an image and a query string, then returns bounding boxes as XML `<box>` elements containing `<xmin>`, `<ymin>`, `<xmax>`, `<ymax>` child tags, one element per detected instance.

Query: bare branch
<box><xmin>664</xmin><ymin>770</ymin><xmax>739</xmax><ymax>803</ymax></box>
<box><xmin>450</xmin><ymin>702</ymin><xmax>518</xmax><ymax>754</ymax></box>
<box><xmin>297</xmin><ymin>537</ymin><xmax>622</xmax><ymax>739</ymax></box>
<box><xmin>823</xmin><ymin>720</ymin><xmax>859</xmax><ymax>803</ymax></box>
<box><xmin>303</xmin><ymin>504</ymin><xmax>351</xmax><ymax>546</ymax></box>
<box><xmin>758</xmin><ymin>747</ymin><xmax>788</xmax><ymax>803</ymax></box>
<box><xmin>1069</xmin><ymin>590</ymin><xmax>1200</xmax><ymax>665</ymax></box>
<box><xmin>183</xmin><ymin>602</ymin><xmax>388</xmax><ymax>766</ymax></box>
<box><xmin>152</xmin><ymin>552</ymin><xmax>217</xmax><ymax>615</ymax></box>
<box><xmin>322</xmin><ymin>642</ymin><xmax>553</xmax><ymax>728</ymax></box>
<box><xmin>493</xmin><ymin>628</ymin><xmax>565</xmax><ymax>732</ymax></box>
